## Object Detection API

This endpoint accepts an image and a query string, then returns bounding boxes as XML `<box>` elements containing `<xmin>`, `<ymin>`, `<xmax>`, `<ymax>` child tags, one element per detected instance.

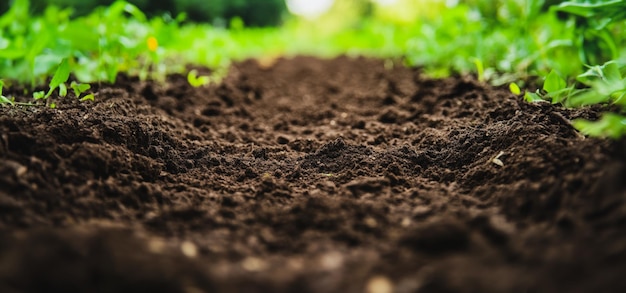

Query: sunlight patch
<box><xmin>286</xmin><ymin>0</ymin><xmax>335</xmax><ymax>19</ymax></box>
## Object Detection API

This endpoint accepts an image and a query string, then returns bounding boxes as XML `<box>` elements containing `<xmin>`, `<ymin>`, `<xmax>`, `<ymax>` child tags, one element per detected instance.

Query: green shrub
<box><xmin>15</xmin><ymin>0</ymin><xmax>286</xmax><ymax>26</ymax></box>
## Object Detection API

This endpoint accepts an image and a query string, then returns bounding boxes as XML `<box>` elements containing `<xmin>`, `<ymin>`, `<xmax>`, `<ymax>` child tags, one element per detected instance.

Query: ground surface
<box><xmin>1</xmin><ymin>56</ymin><xmax>626</xmax><ymax>293</ymax></box>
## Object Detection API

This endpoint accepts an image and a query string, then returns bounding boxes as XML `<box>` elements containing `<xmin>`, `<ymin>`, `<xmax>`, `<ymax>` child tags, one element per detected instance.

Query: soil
<box><xmin>1</xmin><ymin>56</ymin><xmax>626</xmax><ymax>293</ymax></box>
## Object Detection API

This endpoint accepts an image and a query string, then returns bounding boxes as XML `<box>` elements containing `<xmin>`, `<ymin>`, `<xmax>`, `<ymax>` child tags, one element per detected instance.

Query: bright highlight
<box><xmin>286</xmin><ymin>0</ymin><xmax>335</xmax><ymax>19</ymax></box>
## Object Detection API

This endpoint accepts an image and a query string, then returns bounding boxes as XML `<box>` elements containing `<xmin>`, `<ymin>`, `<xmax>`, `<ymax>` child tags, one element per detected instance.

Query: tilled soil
<box><xmin>1</xmin><ymin>56</ymin><xmax>625</xmax><ymax>293</ymax></box>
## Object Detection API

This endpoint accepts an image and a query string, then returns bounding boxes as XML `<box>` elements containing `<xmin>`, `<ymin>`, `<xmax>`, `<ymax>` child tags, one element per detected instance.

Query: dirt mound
<box><xmin>1</xmin><ymin>56</ymin><xmax>625</xmax><ymax>292</ymax></box>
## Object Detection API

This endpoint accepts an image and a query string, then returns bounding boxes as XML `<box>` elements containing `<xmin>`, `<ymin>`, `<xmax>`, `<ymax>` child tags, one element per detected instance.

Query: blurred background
<box><xmin>2</xmin><ymin>0</ymin><xmax>615</xmax><ymax>84</ymax></box>
<box><xmin>0</xmin><ymin>0</ymin><xmax>571</xmax><ymax>27</ymax></box>
<box><xmin>2</xmin><ymin>0</ymin><xmax>287</xmax><ymax>26</ymax></box>
<box><xmin>0</xmin><ymin>0</ymin><xmax>287</xmax><ymax>26</ymax></box>
<box><xmin>0</xmin><ymin>0</ymin><xmax>463</xmax><ymax>26</ymax></box>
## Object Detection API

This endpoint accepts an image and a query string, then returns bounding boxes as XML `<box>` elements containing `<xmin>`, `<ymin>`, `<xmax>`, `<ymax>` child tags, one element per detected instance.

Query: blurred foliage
<box><xmin>1</xmin><ymin>0</ymin><xmax>626</xmax><ymax>138</ymax></box>
<box><xmin>1</xmin><ymin>0</ymin><xmax>624</xmax><ymax>82</ymax></box>
<box><xmin>2</xmin><ymin>0</ymin><xmax>624</xmax><ymax>86</ymax></box>
<box><xmin>556</xmin><ymin>0</ymin><xmax>626</xmax><ymax>65</ymax></box>
<box><xmin>1</xmin><ymin>0</ymin><xmax>287</xmax><ymax>26</ymax></box>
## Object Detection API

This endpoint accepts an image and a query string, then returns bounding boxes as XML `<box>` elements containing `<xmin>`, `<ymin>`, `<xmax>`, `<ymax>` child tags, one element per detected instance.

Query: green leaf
<box><xmin>0</xmin><ymin>49</ymin><xmax>26</xmax><ymax>59</ymax></box>
<box><xmin>187</xmin><ymin>70</ymin><xmax>210</xmax><ymax>88</ymax></box>
<box><xmin>33</xmin><ymin>91</ymin><xmax>45</xmax><ymax>99</ymax></box>
<box><xmin>543</xmin><ymin>70</ymin><xmax>567</xmax><ymax>94</ymax></box>
<box><xmin>577</xmin><ymin>64</ymin><xmax>606</xmax><ymax>85</ymax></box>
<box><xmin>0</xmin><ymin>95</ymin><xmax>13</xmax><ymax>105</ymax></box>
<box><xmin>509</xmin><ymin>82</ymin><xmax>521</xmax><ymax>95</ymax></box>
<box><xmin>574</xmin><ymin>61</ymin><xmax>626</xmax><ymax>106</ymax></box>
<box><xmin>45</xmin><ymin>58</ymin><xmax>71</xmax><ymax>98</ymax></box>
<box><xmin>602</xmin><ymin>61</ymin><xmax>623</xmax><ymax>83</ymax></box>
<box><xmin>556</xmin><ymin>0</ymin><xmax>624</xmax><ymax>19</ymax></box>
<box><xmin>542</xmin><ymin>70</ymin><xmax>571</xmax><ymax>104</ymax></box>
<box><xmin>472</xmin><ymin>58</ymin><xmax>485</xmax><ymax>82</ymax></box>
<box><xmin>106</xmin><ymin>65</ymin><xmax>118</xmax><ymax>84</ymax></box>
<box><xmin>0</xmin><ymin>80</ymin><xmax>15</xmax><ymax>105</ymax></box>
<box><xmin>566</xmin><ymin>90</ymin><xmax>603</xmax><ymax>107</ymax></box>
<box><xmin>573</xmin><ymin>113</ymin><xmax>626</xmax><ymax>139</ymax></box>
<box><xmin>524</xmin><ymin>91</ymin><xmax>545</xmax><ymax>103</ymax></box>
<box><xmin>80</xmin><ymin>94</ymin><xmax>95</xmax><ymax>102</ymax></box>
<box><xmin>70</xmin><ymin>81</ymin><xmax>91</xmax><ymax>96</ymax></box>
<box><xmin>59</xmin><ymin>83</ymin><xmax>67</xmax><ymax>97</ymax></box>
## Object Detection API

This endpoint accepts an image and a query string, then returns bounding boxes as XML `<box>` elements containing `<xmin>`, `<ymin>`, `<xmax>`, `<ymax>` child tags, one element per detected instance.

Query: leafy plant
<box><xmin>70</xmin><ymin>81</ymin><xmax>95</xmax><ymax>101</ymax></box>
<box><xmin>543</xmin><ymin>70</ymin><xmax>570</xmax><ymax>104</ymax></box>
<box><xmin>569</xmin><ymin>61</ymin><xmax>626</xmax><ymax>107</ymax></box>
<box><xmin>523</xmin><ymin>69</ymin><xmax>571</xmax><ymax>104</ymax></box>
<box><xmin>569</xmin><ymin>61</ymin><xmax>626</xmax><ymax>139</ymax></box>
<box><xmin>573</xmin><ymin>113</ymin><xmax>626</xmax><ymax>139</ymax></box>
<box><xmin>187</xmin><ymin>69</ymin><xmax>210</xmax><ymax>87</ymax></box>
<box><xmin>0</xmin><ymin>80</ymin><xmax>15</xmax><ymax>105</ymax></box>
<box><xmin>48</xmin><ymin>58</ymin><xmax>70</xmax><ymax>98</ymax></box>
<box><xmin>509</xmin><ymin>82</ymin><xmax>521</xmax><ymax>95</ymax></box>
<box><xmin>33</xmin><ymin>91</ymin><xmax>45</xmax><ymax>99</ymax></box>
<box><xmin>523</xmin><ymin>60</ymin><xmax>626</xmax><ymax>138</ymax></box>
<box><xmin>508</xmin><ymin>0</ymin><xmax>626</xmax><ymax>138</ymax></box>
<box><xmin>70</xmin><ymin>81</ymin><xmax>91</xmax><ymax>97</ymax></box>
<box><xmin>27</xmin><ymin>58</ymin><xmax>94</xmax><ymax>102</ymax></box>
<box><xmin>524</xmin><ymin>61</ymin><xmax>626</xmax><ymax>105</ymax></box>
<box><xmin>555</xmin><ymin>0</ymin><xmax>626</xmax><ymax>65</ymax></box>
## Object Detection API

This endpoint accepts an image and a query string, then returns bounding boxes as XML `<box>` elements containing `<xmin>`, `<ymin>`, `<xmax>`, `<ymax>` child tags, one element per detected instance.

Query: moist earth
<box><xmin>1</xmin><ymin>56</ymin><xmax>625</xmax><ymax>293</ymax></box>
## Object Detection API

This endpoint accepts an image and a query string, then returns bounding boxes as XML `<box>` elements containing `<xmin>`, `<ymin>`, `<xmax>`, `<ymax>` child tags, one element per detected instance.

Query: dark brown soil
<box><xmin>1</xmin><ymin>56</ymin><xmax>625</xmax><ymax>293</ymax></box>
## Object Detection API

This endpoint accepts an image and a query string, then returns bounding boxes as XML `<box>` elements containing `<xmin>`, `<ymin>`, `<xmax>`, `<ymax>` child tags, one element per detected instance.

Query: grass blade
<box><xmin>45</xmin><ymin>58</ymin><xmax>71</xmax><ymax>98</ymax></box>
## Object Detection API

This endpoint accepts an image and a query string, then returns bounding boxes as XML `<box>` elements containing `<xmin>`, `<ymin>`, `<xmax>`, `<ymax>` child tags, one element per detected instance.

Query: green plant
<box><xmin>71</xmin><ymin>81</ymin><xmax>95</xmax><ymax>101</ymax></box>
<box><xmin>569</xmin><ymin>61</ymin><xmax>626</xmax><ymax>107</ymax></box>
<box><xmin>523</xmin><ymin>69</ymin><xmax>569</xmax><ymax>104</ymax></box>
<box><xmin>523</xmin><ymin>61</ymin><xmax>626</xmax><ymax>138</ymax></box>
<box><xmin>569</xmin><ymin>62</ymin><xmax>626</xmax><ymax>138</ymax></box>
<box><xmin>525</xmin><ymin>61</ymin><xmax>626</xmax><ymax>106</ymax></box>
<box><xmin>573</xmin><ymin>113</ymin><xmax>626</xmax><ymax>139</ymax></box>
<box><xmin>31</xmin><ymin>59</ymin><xmax>94</xmax><ymax>102</ymax></box>
<box><xmin>0</xmin><ymin>80</ymin><xmax>15</xmax><ymax>105</ymax></box>
<box><xmin>555</xmin><ymin>0</ymin><xmax>626</xmax><ymax>65</ymax></box>
<box><xmin>509</xmin><ymin>82</ymin><xmax>522</xmax><ymax>95</ymax></box>
<box><xmin>404</xmin><ymin>0</ymin><xmax>584</xmax><ymax>80</ymax></box>
<box><xmin>187</xmin><ymin>69</ymin><xmax>210</xmax><ymax>87</ymax></box>
<box><xmin>512</xmin><ymin>0</ymin><xmax>626</xmax><ymax>138</ymax></box>
<box><xmin>46</xmin><ymin>58</ymin><xmax>71</xmax><ymax>99</ymax></box>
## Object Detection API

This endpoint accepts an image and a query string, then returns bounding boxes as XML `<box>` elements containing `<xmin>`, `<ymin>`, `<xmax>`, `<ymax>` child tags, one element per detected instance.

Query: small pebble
<box><xmin>320</xmin><ymin>251</ymin><xmax>343</xmax><ymax>270</ymax></box>
<box><xmin>181</xmin><ymin>241</ymin><xmax>198</xmax><ymax>258</ymax></box>
<box><xmin>242</xmin><ymin>257</ymin><xmax>267</xmax><ymax>272</ymax></box>
<box><xmin>366</xmin><ymin>276</ymin><xmax>394</xmax><ymax>293</ymax></box>
<box><xmin>364</xmin><ymin>217</ymin><xmax>378</xmax><ymax>228</ymax></box>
